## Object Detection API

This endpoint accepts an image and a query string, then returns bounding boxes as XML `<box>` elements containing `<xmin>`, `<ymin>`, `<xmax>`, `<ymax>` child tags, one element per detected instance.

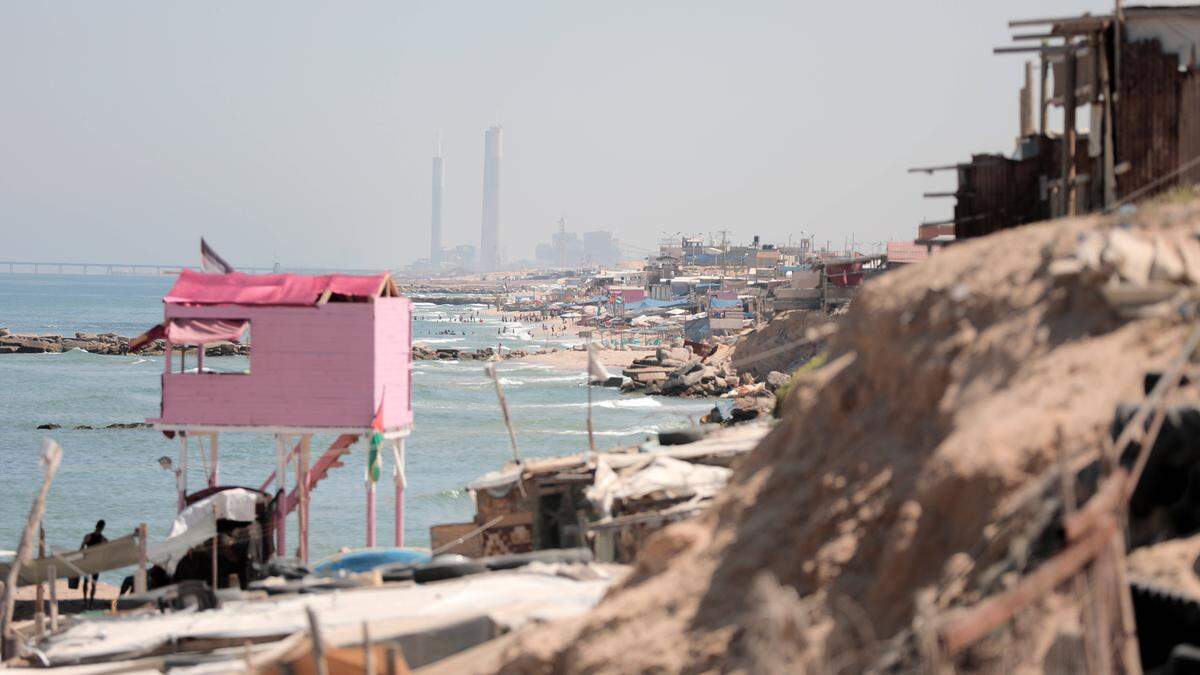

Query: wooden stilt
<box><xmin>366</xmin><ymin>479</ymin><xmax>377</xmax><ymax>548</ymax></box>
<box><xmin>209</xmin><ymin>432</ymin><xmax>219</xmax><ymax>488</ymax></box>
<box><xmin>178</xmin><ymin>434</ymin><xmax>189</xmax><ymax>512</ymax></box>
<box><xmin>299</xmin><ymin>434</ymin><xmax>312</xmax><ymax>564</ymax></box>
<box><xmin>392</xmin><ymin>439</ymin><xmax>406</xmax><ymax>547</ymax></box>
<box><xmin>211</xmin><ymin>504</ymin><xmax>219</xmax><ymax>590</ymax></box>
<box><xmin>275</xmin><ymin>434</ymin><xmax>288</xmax><ymax>559</ymax></box>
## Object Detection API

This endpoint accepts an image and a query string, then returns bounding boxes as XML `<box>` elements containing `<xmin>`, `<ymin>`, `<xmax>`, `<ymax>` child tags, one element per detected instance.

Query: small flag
<box><xmin>367</xmin><ymin>397</ymin><xmax>385</xmax><ymax>483</ymax></box>
<box><xmin>200</xmin><ymin>238</ymin><xmax>234</xmax><ymax>274</ymax></box>
<box><xmin>587</xmin><ymin>344</ymin><xmax>611</xmax><ymax>381</ymax></box>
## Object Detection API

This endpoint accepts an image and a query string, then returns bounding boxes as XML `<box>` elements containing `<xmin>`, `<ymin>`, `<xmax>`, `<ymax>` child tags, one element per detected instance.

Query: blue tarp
<box><xmin>621</xmin><ymin>298</ymin><xmax>690</xmax><ymax>312</ymax></box>
<box><xmin>709</xmin><ymin>298</ymin><xmax>743</xmax><ymax>308</ymax></box>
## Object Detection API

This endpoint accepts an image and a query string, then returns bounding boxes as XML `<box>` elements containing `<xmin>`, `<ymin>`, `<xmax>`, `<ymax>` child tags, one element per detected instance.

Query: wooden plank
<box><xmin>939</xmin><ymin>515</ymin><xmax>1117</xmax><ymax>655</ymax></box>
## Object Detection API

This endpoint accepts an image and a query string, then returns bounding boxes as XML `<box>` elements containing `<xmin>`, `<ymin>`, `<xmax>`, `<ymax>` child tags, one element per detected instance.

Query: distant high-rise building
<box><xmin>431</xmin><ymin>141</ymin><xmax>444</xmax><ymax>270</ymax></box>
<box><xmin>479</xmin><ymin>125</ymin><xmax>502</xmax><ymax>270</ymax></box>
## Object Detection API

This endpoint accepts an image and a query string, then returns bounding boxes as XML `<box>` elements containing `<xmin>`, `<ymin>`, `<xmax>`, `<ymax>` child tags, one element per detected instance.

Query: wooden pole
<box><xmin>275</xmin><ymin>434</ymin><xmax>287</xmax><ymax>559</ymax></box>
<box><xmin>366</xmin><ymin>477</ymin><xmax>377</xmax><ymax>548</ymax></box>
<box><xmin>1021</xmin><ymin>60</ymin><xmax>1035</xmax><ymax>138</ymax></box>
<box><xmin>1040</xmin><ymin>51</ymin><xmax>1049</xmax><ymax>134</ymax></box>
<box><xmin>35</xmin><ymin>525</ymin><xmax>45</xmax><ymax>637</ymax></box>
<box><xmin>392</xmin><ymin>439</ymin><xmax>406</xmax><ymax>548</ymax></box>
<box><xmin>211</xmin><ymin>504</ymin><xmax>219</xmax><ymax>590</ymax></box>
<box><xmin>1</xmin><ymin>439</ymin><xmax>63</xmax><ymax>660</ymax></box>
<box><xmin>178</xmin><ymin>434</ymin><xmax>189</xmax><ymax>512</ymax></box>
<box><xmin>47</xmin><ymin>564</ymin><xmax>57</xmax><ymax>633</ymax></box>
<box><xmin>1099</xmin><ymin>29</ymin><xmax>1117</xmax><ymax>207</ymax></box>
<box><xmin>587</xmin><ymin>379</ymin><xmax>596</xmax><ymax>455</ymax></box>
<box><xmin>299</xmin><ymin>434</ymin><xmax>311</xmax><ymax>563</ymax></box>
<box><xmin>306</xmin><ymin>606</ymin><xmax>329</xmax><ymax>675</ymax></box>
<box><xmin>135</xmin><ymin>523</ymin><xmax>148</xmax><ymax>594</ymax></box>
<box><xmin>209</xmin><ymin>432</ymin><xmax>219</xmax><ymax>488</ymax></box>
<box><xmin>363</xmin><ymin>622</ymin><xmax>376</xmax><ymax>675</ymax></box>
<box><xmin>1062</xmin><ymin>46</ymin><xmax>1079</xmax><ymax>217</ymax></box>
<box><xmin>486</xmin><ymin>363</ymin><xmax>522</xmax><ymax>465</ymax></box>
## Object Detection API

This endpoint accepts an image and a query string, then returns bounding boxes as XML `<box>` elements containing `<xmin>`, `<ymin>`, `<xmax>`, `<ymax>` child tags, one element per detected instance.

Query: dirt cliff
<box><xmin>487</xmin><ymin>200</ymin><xmax>1200</xmax><ymax>673</ymax></box>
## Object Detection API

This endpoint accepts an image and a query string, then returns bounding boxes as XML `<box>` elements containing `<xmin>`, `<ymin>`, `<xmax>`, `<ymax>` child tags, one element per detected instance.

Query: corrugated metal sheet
<box><xmin>1180</xmin><ymin>69</ymin><xmax>1200</xmax><ymax>187</ymax></box>
<box><xmin>1116</xmin><ymin>39</ymin><xmax>1180</xmax><ymax>199</ymax></box>
<box><xmin>954</xmin><ymin>136</ymin><xmax>1059</xmax><ymax>239</ymax></box>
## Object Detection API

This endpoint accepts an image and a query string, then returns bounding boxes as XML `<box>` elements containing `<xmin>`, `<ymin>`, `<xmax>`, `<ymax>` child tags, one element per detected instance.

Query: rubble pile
<box><xmin>487</xmin><ymin>201</ymin><xmax>1200</xmax><ymax>673</ymax></box>
<box><xmin>619</xmin><ymin>343</ymin><xmax>736</xmax><ymax>397</ymax></box>
<box><xmin>0</xmin><ymin>328</ymin><xmax>246</xmax><ymax>356</ymax></box>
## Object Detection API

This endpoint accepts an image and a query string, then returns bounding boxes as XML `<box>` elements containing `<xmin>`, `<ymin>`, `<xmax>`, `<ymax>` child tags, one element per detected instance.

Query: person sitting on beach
<box><xmin>80</xmin><ymin>520</ymin><xmax>108</xmax><ymax>609</ymax></box>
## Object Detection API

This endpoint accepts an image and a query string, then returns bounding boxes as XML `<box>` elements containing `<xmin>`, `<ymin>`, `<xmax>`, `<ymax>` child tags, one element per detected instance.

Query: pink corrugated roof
<box><xmin>886</xmin><ymin>241</ymin><xmax>929</xmax><ymax>264</ymax></box>
<box><xmin>165</xmin><ymin>269</ymin><xmax>391</xmax><ymax>306</ymax></box>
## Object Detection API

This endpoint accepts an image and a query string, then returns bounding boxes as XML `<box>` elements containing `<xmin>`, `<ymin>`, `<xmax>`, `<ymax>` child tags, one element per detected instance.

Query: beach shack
<box><xmin>132</xmin><ymin>269</ymin><xmax>413</xmax><ymax>563</ymax></box>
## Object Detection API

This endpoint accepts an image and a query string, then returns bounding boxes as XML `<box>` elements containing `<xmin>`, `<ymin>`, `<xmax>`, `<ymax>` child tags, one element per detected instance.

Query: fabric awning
<box><xmin>128</xmin><ymin>318</ymin><xmax>248</xmax><ymax>350</ymax></box>
<box><xmin>166</xmin><ymin>318</ymin><xmax>248</xmax><ymax>345</ymax></box>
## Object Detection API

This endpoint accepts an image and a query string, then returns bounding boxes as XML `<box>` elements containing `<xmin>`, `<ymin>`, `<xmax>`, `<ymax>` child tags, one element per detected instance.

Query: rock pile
<box><xmin>412</xmin><ymin>343</ymin><xmax>530</xmax><ymax>361</ymax></box>
<box><xmin>620</xmin><ymin>344</ymin><xmax>736</xmax><ymax>397</ymax></box>
<box><xmin>0</xmin><ymin>329</ymin><xmax>248</xmax><ymax>356</ymax></box>
<box><xmin>699</xmin><ymin>370</ymin><xmax>790</xmax><ymax>425</ymax></box>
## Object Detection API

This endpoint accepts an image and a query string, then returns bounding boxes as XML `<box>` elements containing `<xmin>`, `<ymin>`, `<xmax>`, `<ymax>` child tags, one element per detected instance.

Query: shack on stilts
<box><xmin>132</xmin><ymin>268</ymin><xmax>414</xmax><ymax>567</ymax></box>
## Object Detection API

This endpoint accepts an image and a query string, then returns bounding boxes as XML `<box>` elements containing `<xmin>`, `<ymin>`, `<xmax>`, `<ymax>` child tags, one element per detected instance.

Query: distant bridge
<box><xmin>0</xmin><ymin>261</ymin><xmax>393</xmax><ymax>276</ymax></box>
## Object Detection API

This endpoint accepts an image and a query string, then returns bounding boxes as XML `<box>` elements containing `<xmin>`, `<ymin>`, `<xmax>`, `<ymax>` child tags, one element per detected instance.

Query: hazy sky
<box><xmin>0</xmin><ymin>1</ymin><xmax>1165</xmax><ymax>269</ymax></box>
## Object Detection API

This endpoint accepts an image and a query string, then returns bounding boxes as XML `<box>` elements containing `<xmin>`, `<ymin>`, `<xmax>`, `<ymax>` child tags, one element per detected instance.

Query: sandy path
<box><xmin>11</xmin><ymin>579</ymin><xmax>120</xmax><ymax>620</ymax></box>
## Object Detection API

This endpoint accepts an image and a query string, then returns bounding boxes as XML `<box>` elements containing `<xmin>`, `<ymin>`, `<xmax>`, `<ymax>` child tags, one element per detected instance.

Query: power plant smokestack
<box><xmin>431</xmin><ymin>136</ymin><xmax>443</xmax><ymax>270</ymax></box>
<box><xmin>479</xmin><ymin>125</ymin><xmax>502</xmax><ymax>271</ymax></box>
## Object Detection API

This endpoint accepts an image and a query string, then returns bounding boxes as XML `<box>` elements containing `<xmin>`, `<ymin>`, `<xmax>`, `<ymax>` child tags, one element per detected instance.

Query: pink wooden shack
<box><xmin>133</xmin><ymin>269</ymin><xmax>413</xmax><ymax>562</ymax></box>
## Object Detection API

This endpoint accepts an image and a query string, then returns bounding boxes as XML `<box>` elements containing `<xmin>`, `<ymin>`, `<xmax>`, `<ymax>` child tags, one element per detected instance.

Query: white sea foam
<box><xmin>521</xmin><ymin>397</ymin><xmax>661</xmax><ymax>409</ymax></box>
<box><xmin>535</xmin><ymin>428</ymin><xmax>657</xmax><ymax>437</ymax></box>
<box><xmin>524</xmin><ymin>375</ymin><xmax>586</xmax><ymax>383</ymax></box>
<box><xmin>416</xmin><ymin>337</ymin><xmax>465</xmax><ymax>344</ymax></box>
<box><xmin>596</xmin><ymin>398</ymin><xmax>663</xmax><ymax>409</ymax></box>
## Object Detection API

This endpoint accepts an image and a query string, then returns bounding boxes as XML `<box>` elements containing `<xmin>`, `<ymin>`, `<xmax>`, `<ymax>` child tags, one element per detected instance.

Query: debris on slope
<box><xmin>489</xmin><ymin>201</ymin><xmax>1200</xmax><ymax>673</ymax></box>
<box><xmin>620</xmin><ymin>343</ymin><xmax>736</xmax><ymax>398</ymax></box>
<box><xmin>730</xmin><ymin>309</ymin><xmax>832</xmax><ymax>381</ymax></box>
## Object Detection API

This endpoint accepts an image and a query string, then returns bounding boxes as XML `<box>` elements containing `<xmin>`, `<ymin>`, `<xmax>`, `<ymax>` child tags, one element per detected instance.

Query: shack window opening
<box><xmin>169</xmin><ymin>319</ymin><xmax>251</xmax><ymax>375</ymax></box>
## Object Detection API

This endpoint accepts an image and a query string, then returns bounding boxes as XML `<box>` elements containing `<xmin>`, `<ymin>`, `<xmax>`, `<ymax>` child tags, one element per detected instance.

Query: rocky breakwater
<box><xmin>412</xmin><ymin>343</ymin><xmax>530</xmax><ymax>361</ymax></box>
<box><xmin>619</xmin><ymin>343</ymin><xmax>736</xmax><ymax>397</ymax></box>
<box><xmin>700</xmin><ymin>369</ymin><xmax>791</xmax><ymax>425</ymax></box>
<box><xmin>0</xmin><ymin>328</ymin><xmax>248</xmax><ymax>357</ymax></box>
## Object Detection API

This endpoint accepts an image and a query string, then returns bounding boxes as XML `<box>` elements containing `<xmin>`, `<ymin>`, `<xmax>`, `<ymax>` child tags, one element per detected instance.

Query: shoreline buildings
<box><xmin>479</xmin><ymin>125</ymin><xmax>503</xmax><ymax>271</ymax></box>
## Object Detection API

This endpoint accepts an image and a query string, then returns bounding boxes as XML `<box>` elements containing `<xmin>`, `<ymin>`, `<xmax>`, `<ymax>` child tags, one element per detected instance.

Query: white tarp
<box><xmin>466</xmin><ymin>467</ymin><xmax>522</xmax><ymax>496</ymax></box>
<box><xmin>147</xmin><ymin>488</ymin><xmax>260</xmax><ymax>574</ymax></box>
<box><xmin>586</xmin><ymin>456</ymin><xmax>732</xmax><ymax>518</ymax></box>
<box><xmin>39</xmin><ymin>566</ymin><xmax>624</xmax><ymax>666</ymax></box>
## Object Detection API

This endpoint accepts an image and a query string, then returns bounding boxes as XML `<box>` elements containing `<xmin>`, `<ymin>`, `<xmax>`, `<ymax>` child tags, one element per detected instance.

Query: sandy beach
<box><xmin>11</xmin><ymin>579</ymin><xmax>120</xmax><ymax>621</ymax></box>
<box><xmin>520</xmin><ymin>346</ymin><xmax>654</xmax><ymax>372</ymax></box>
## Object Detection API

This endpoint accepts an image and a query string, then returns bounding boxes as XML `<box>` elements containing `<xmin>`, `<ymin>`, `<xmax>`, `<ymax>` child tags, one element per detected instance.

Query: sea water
<box><xmin>0</xmin><ymin>274</ymin><xmax>712</xmax><ymax>575</ymax></box>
